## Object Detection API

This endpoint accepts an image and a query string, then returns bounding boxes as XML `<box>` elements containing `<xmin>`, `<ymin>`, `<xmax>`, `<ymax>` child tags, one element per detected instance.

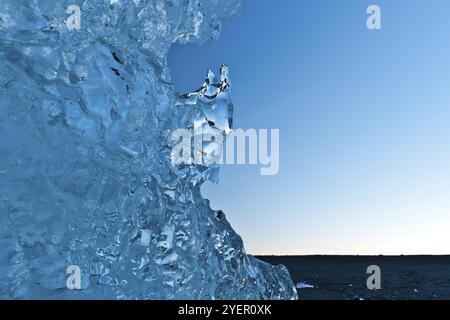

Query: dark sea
<box><xmin>257</xmin><ymin>256</ymin><xmax>450</xmax><ymax>300</ymax></box>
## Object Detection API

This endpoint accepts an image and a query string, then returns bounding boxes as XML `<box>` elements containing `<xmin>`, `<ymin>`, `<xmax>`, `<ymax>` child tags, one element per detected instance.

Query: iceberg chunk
<box><xmin>0</xmin><ymin>0</ymin><xmax>297</xmax><ymax>300</ymax></box>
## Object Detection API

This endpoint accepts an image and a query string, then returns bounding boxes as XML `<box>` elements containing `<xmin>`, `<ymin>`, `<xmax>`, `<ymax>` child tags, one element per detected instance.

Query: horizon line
<box><xmin>253</xmin><ymin>254</ymin><xmax>450</xmax><ymax>257</ymax></box>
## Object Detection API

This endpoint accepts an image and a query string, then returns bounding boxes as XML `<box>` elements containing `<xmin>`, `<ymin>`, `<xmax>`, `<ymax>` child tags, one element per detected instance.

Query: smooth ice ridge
<box><xmin>0</xmin><ymin>0</ymin><xmax>298</xmax><ymax>300</ymax></box>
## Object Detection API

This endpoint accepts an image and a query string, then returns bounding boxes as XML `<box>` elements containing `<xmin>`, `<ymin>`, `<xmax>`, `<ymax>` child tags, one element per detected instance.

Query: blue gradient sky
<box><xmin>168</xmin><ymin>0</ymin><xmax>450</xmax><ymax>255</ymax></box>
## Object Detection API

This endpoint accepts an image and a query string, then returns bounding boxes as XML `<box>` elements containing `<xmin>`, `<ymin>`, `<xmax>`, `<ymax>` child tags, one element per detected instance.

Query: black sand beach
<box><xmin>257</xmin><ymin>256</ymin><xmax>450</xmax><ymax>300</ymax></box>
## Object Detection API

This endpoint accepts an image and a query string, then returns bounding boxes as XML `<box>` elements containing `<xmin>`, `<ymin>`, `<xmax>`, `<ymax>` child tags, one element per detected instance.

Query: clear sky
<box><xmin>168</xmin><ymin>0</ymin><xmax>450</xmax><ymax>255</ymax></box>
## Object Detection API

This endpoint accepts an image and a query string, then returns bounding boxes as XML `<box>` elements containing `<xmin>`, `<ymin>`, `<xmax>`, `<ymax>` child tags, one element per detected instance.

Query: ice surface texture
<box><xmin>0</xmin><ymin>0</ymin><xmax>297</xmax><ymax>299</ymax></box>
